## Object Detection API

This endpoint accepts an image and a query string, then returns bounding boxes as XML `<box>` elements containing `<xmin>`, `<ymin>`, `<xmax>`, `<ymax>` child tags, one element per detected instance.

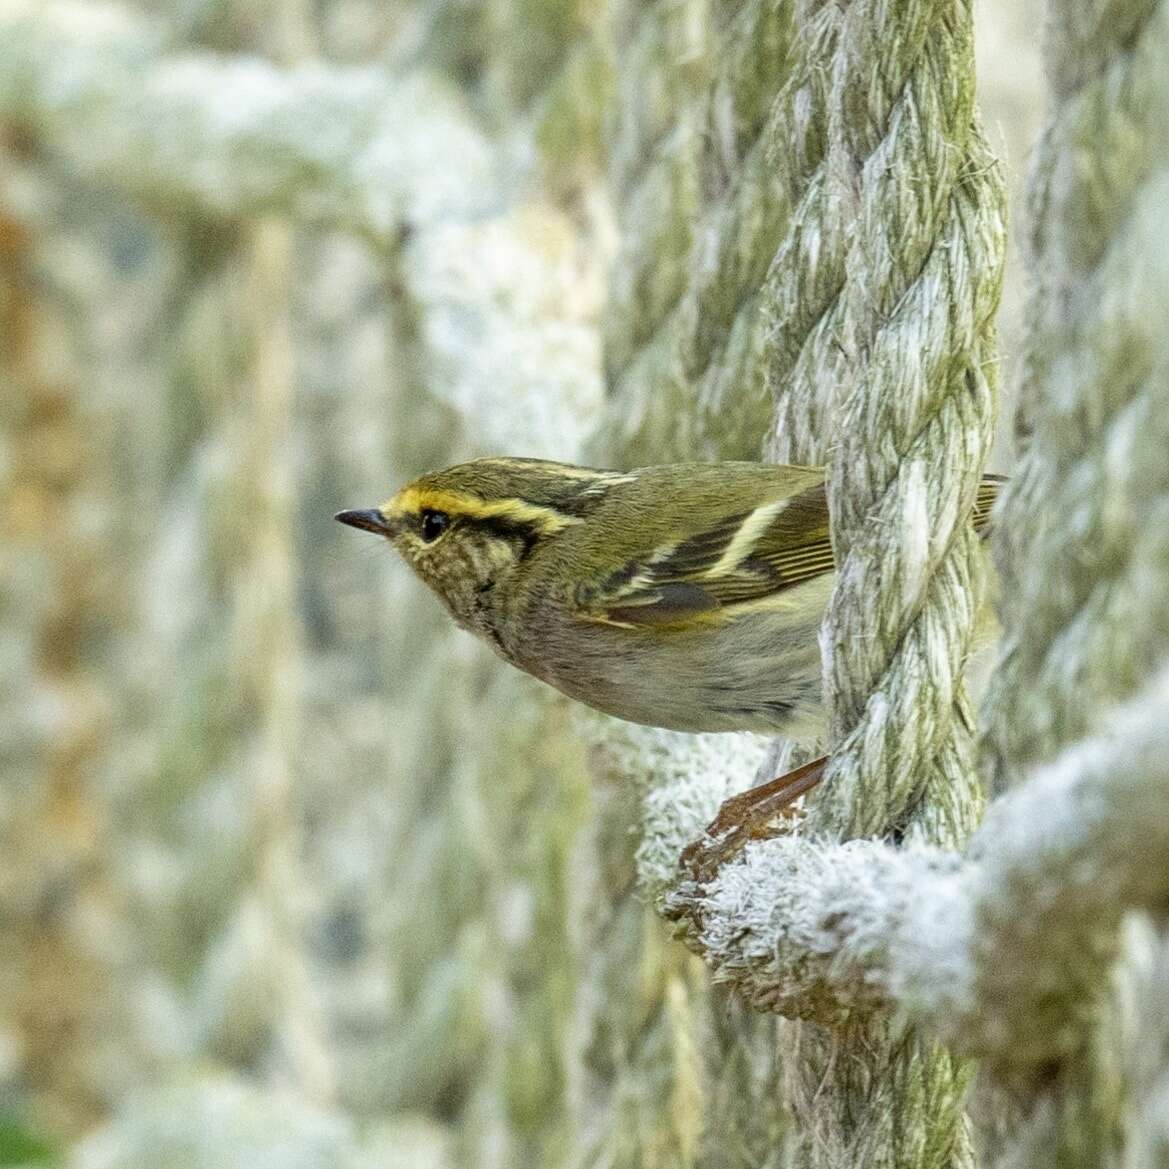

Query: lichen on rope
<box><xmin>665</xmin><ymin>665</ymin><xmax>1169</xmax><ymax>1061</ymax></box>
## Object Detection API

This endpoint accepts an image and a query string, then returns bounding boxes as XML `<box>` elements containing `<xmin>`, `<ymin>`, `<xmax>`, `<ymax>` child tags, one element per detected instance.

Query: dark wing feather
<box><xmin>588</xmin><ymin>474</ymin><xmax>1004</xmax><ymax>628</ymax></box>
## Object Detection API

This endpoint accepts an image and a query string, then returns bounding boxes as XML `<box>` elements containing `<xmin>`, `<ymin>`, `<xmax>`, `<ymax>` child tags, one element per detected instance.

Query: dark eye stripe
<box><xmin>471</xmin><ymin>516</ymin><xmax>540</xmax><ymax>560</ymax></box>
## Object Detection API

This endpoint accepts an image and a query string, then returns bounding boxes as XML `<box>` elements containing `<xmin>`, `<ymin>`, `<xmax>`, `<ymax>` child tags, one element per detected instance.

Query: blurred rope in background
<box><xmin>7</xmin><ymin>1</ymin><xmax>1168</xmax><ymax>1168</ymax></box>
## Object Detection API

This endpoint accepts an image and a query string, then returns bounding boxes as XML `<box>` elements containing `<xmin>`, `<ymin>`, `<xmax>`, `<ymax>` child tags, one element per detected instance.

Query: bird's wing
<box><xmin>580</xmin><ymin>481</ymin><xmax>834</xmax><ymax>627</ymax></box>
<box><xmin>581</xmin><ymin>475</ymin><xmax>1003</xmax><ymax>629</ymax></box>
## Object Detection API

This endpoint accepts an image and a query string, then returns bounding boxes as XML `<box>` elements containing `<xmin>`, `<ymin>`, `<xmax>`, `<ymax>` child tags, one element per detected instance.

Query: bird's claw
<box><xmin>680</xmin><ymin>755</ymin><xmax>827</xmax><ymax>882</ymax></box>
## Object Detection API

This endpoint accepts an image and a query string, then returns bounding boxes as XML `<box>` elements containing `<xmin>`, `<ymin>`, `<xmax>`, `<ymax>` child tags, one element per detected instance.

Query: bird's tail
<box><xmin>972</xmin><ymin>473</ymin><xmax>1007</xmax><ymax>539</ymax></box>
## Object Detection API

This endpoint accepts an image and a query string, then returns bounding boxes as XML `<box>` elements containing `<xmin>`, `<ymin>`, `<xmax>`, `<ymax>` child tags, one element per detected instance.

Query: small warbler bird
<box><xmin>338</xmin><ymin>457</ymin><xmax>1001</xmax><ymax>863</ymax></box>
<box><xmin>336</xmin><ymin>458</ymin><xmax>1000</xmax><ymax>745</ymax></box>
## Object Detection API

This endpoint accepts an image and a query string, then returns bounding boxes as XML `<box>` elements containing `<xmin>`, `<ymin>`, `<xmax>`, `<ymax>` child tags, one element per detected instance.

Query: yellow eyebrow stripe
<box><xmin>384</xmin><ymin>486</ymin><xmax>583</xmax><ymax>535</ymax></box>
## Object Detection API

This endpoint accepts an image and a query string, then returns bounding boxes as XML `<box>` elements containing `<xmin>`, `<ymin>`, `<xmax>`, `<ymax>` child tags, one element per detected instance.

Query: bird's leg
<box><xmin>681</xmin><ymin>755</ymin><xmax>827</xmax><ymax>881</ymax></box>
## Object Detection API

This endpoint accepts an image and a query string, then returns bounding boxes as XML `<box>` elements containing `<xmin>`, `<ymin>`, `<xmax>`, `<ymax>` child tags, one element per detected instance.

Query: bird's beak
<box><xmin>335</xmin><ymin>508</ymin><xmax>396</xmax><ymax>537</ymax></box>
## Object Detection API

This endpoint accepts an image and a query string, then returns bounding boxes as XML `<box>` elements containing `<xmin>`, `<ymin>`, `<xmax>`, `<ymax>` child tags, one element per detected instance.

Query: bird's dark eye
<box><xmin>420</xmin><ymin>509</ymin><xmax>449</xmax><ymax>543</ymax></box>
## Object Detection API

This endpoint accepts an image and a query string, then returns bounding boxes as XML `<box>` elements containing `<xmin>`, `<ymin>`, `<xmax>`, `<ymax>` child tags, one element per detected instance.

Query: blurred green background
<box><xmin>0</xmin><ymin>1</ymin><xmax>1039</xmax><ymax>1165</ymax></box>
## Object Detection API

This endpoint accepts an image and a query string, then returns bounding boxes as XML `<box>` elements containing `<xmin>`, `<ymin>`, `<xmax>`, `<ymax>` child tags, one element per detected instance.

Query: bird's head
<box><xmin>335</xmin><ymin>457</ymin><xmax>628</xmax><ymax>637</ymax></box>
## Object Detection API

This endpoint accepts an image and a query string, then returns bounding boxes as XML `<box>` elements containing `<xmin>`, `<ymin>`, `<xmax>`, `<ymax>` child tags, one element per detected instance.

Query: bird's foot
<box><xmin>680</xmin><ymin>755</ymin><xmax>827</xmax><ymax>881</ymax></box>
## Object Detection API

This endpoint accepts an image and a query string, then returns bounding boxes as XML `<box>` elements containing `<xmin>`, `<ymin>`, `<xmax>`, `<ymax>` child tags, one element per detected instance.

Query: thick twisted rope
<box><xmin>765</xmin><ymin>0</ymin><xmax>1002</xmax><ymax>844</ymax></box>
<box><xmin>974</xmin><ymin>0</ymin><xmax>1169</xmax><ymax>1163</ymax></box>
<box><xmin>760</xmin><ymin>2</ymin><xmax>1006</xmax><ymax>1165</ymax></box>
<box><xmin>596</xmin><ymin>0</ymin><xmax>805</xmax><ymax>463</ymax></box>
<box><xmin>981</xmin><ymin>0</ymin><xmax>1169</xmax><ymax>790</ymax></box>
<box><xmin>762</xmin><ymin>2</ymin><xmax>858</xmax><ymax>470</ymax></box>
<box><xmin>811</xmin><ymin>0</ymin><xmax>1003</xmax><ymax>844</ymax></box>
